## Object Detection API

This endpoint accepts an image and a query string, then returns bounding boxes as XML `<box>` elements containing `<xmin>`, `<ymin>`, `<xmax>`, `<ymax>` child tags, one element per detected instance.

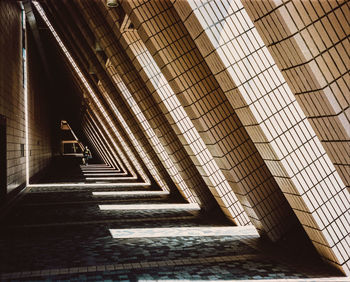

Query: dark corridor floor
<box><xmin>0</xmin><ymin>161</ymin><xmax>347</xmax><ymax>281</ymax></box>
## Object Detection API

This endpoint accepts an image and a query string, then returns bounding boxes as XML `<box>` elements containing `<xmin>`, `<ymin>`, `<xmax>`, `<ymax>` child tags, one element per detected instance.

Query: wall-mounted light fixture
<box><xmin>106</xmin><ymin>0</ymin><xmax>119</xmax><ymax>8</ymax></box>
<box><xmin>95</xmin><ymin>41</ymin><xmax>103</xmax><ymax>52</ymax></box>
<box><xmin>88</xmin><ymin>64</ymin><xmax>95</xmax><ymax>74</ymax></box>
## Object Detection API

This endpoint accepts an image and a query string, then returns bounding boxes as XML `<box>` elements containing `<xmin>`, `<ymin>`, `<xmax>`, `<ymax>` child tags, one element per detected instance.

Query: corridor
<box><xmin>0</xmin><ymin>161</ymin><xmax>344</xmax><ymax>281</ymax></box>
<box><xmin>1</xmin><ymin>0</ymin><xmax>349</xmax><ymax>280</ymax></box>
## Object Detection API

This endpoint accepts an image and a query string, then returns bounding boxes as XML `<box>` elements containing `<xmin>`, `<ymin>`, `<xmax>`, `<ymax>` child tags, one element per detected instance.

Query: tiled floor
<box><xmin>0</xmin><ymin>161</ymin><xmax>347</xmax><ymax>281</ymax></box>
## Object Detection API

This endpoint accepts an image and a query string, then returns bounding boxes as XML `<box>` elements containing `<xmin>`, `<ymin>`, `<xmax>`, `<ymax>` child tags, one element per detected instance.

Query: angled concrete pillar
<box><xmin>42</xmin><ymin>2</ymin><xmax>155</xmax><ymax>184</ymax></box>
<box><xmin>76</xmin><ymin>0</ymin><xmax>224</xmax><ymax>211</ymax></box>
<box><xmin>120</xmin><ymin>0</ymin><xmax>304</xmax><ymax>238</ymax></box>
<box><xmin>242</xmin><ymin>0</ymin><xmax>350</xmax><ymax>191</ymax></box>
<box><xmin>98</xmin><ymin>2</ymin><xmax>251</xmax><ymax>224</ymax></box>
<box><xmin>83</xmin><ymin>114</ymin><xmax>123</xmax><ymax>171</ymax></box>
<box><xmin>56</xmin><ymin>0</ymin><xmax>180</xmax><ymax>193</ymax></box>
<box><xmin>173</xmin><ymin>0</ymin><xmax>350</xmax><ymax>275</ymax></box>
<box><xmin>85</xmin><ymin>110</ymin><xmax>131</xmax><ymax>174</ymax></box>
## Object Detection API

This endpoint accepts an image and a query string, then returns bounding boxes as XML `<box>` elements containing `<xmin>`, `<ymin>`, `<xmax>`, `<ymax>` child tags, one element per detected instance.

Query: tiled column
<box><xmin>86</xmin><ymin>102</ymin><xmax>138</xmax><ymax>179</ymax></box>
<box><xmin>0</xmin><ymin>0</ymin><xmax>26</xmax><ymax>192</ymax></box>
<box><xmin>242</xmin><ymin>0</ymin><xmax>350</xmax><ymax>191</ymax></box>
<box><xmin>85</xmin><ymin>110</ymin><xmax>130</xmax><ymax>174</ymax></box>
<box><xmin>121</xmin><ymin>0</ymin><xmax>302</xmax><ymax>238</ymax></box>
<box><xmin>112</xmin><ymin>13</ymin><xmax>249</xmax><ymax>224</ymax></box>
<box><xmin>175</xmin><ymin>0</ymin><xmax>349</xmax><ymax>275</ymax></box>
<box><xmin>42</xmin><ymin>16</ymin><xmax>138</xmax><ymax>178</ymax></box>
<box><xmin>105</xmin><ymin>61</ymin><xmax>196</xmax><ymax>199</ymax></box>
<box><xmin>83</xmin><ymin>114</ymin><xmax>123</xmax><ymax>171</ymax></box>
<box><xmin>83</xmin><ymin>123</ymin><xmax>111</xmax><ymax>166</ymax></box>
<box><xmin>77</xmin><ymin>0</ymin><xmax>221</xmax><ymax>210</ymax></box>
<box><xmin>42</xmin><ymin>2</ymin><xmax>154</xmax><ymax>184</ymax></box>
<box><xmin>63</xmin><ymin>0</ymin><xmax>178</xmax><ymax>193</ymax></box>
<box><xmin>57</xmin><ymin>60</ymin><xmax>124</xmax><ymax>172</ymax></box>
<box><xmin>119</xmin><ymin>25</ymin><xmax>253</xmax><ymax>225</ymax></box>
<box><xmin>96</xmin><ymin>80</ymin><xmax>171</xmax><ymax>190</ymax></box>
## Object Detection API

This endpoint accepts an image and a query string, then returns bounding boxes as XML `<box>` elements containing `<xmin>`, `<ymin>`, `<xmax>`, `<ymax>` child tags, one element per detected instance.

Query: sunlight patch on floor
<box><xmin>138</xmin><ymin>279</ymin><xmax>349</xmax><ymax>282</ymax></box>
<box><xmin>81</xmin><ymin>168</ymin><xmax>117</xmax><ymax>171</ymax></box>
<box><xmin>28</xmin><ymin>182</ymin><xmax>150</xmax><ymax>188</ymax></box>
<box><xmin>92</xmin><ymin>191</ymin><xmax>169</xmax><ymax>196</ymax></box>
<box><xmin>83</xmin><ymin>173</ymin><xmax>126</xmax><ymax>176</ymax></box>
<box><xmin>86</xmin><ymin>177</ymin><xmax>137</xmax><ymax>181</ymax></box>
<box><xmin>99</xmin><ymin>203</ymin><xmax>200</xmax><ymax>211</ymax></box>
<box><xmin>82</xmin><ymin>171</ymin><xmax>128</xmax><ymax>175</ymax></box>
<box><xmin>109</xmin><ymin>226</ymin><xmax>258</xmax><ymax>238</ymax></box>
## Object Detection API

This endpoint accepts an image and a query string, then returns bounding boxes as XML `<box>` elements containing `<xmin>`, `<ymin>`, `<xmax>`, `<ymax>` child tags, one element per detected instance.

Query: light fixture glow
<box><xmin>95</xmin><ymin>41</ymin><xmax>103</xmax><ymax>52</ymax></box>
<box><xmin>106</xmin><ymin>0</ymin><xmax>119</xmax><ymax>8</ymax></box>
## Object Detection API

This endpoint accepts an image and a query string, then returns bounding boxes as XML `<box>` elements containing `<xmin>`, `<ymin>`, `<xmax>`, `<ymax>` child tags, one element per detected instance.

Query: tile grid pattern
<box><xmin>124</xmin><ymin>0</ymin><xmax>299</xmax><ymax>240</ymax></box>
<box><xmin>180</xmin><ymin>0</ymin><xmax>350</xmax><ymax>275</ymax></box>
<box><xmin>81</xmin><ymin>78</ymin><xmax>125</xmax><ymax>171</ymax></box>
<box><xmin>0</xmin><ymin>156</ymin><xmax>347</xmax><ymax>281</ymax></box>
<box><xmin>60</xmin><ymin>0</ymin><xmax>177</xmax><ymax>195</ymax></box>
<box><xmin>0</xmin><ymin>0</ymin><xmax>53</xmax><ymax>194</ymax></box>
<box><xmin>105</xmin><ymin>61</ymin><xmax>195</xmax><ymax>199</ymax></box>
<box><xmin>111</xmin><ymin>29</ymin><xmax>206</xmax><ymax>206</ymax></box>
<box><xmin>39</xmin><ymin>2</ymin><xmax>138</xmax><ymax>178</ymax></box>
<box><xmin>85</xmin><ymin>0</ymin><xmax>218</xmax><ymax>209</ymax></box>
<box><xmin>27</xmin><ymin>19</ymin><xmax>52</xmax><ymax>182</ymax></box>
<box><xmin>84</xmin><ymin>121</ymin><xmax>116</xmax><ymax>168</ymax></box>
<box><xmin>82</xmin><ymin>124</ymin><xmax>109</xmax><ymax>165</ymax></box>
<box><xmin>243</xmin><ymin>0</ymin><xmax>350</xmax><ymax>190</ymax></box>
<box><xmin>96</xmin><ymin>81</ymin><xmax>169</xmax><ymax>190</ymax></box>
<box><xmin>4</xmin><ymin>215</ymin><xmax>196</xmax><ymax>229</ymax></box>
<box><xmin>120</xmin><ymin>3</ymin><xmax>250</xmax><ymax>226</ymax></box>
<box><xmin>65</xmin><ymin>0</ymin><xmax>181</xmax><ymax>194</ymax></box>
<box><xmin>0</xmin><ymin>1</ymin><xmax>26</xmax><ymax>193</ymax></box>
